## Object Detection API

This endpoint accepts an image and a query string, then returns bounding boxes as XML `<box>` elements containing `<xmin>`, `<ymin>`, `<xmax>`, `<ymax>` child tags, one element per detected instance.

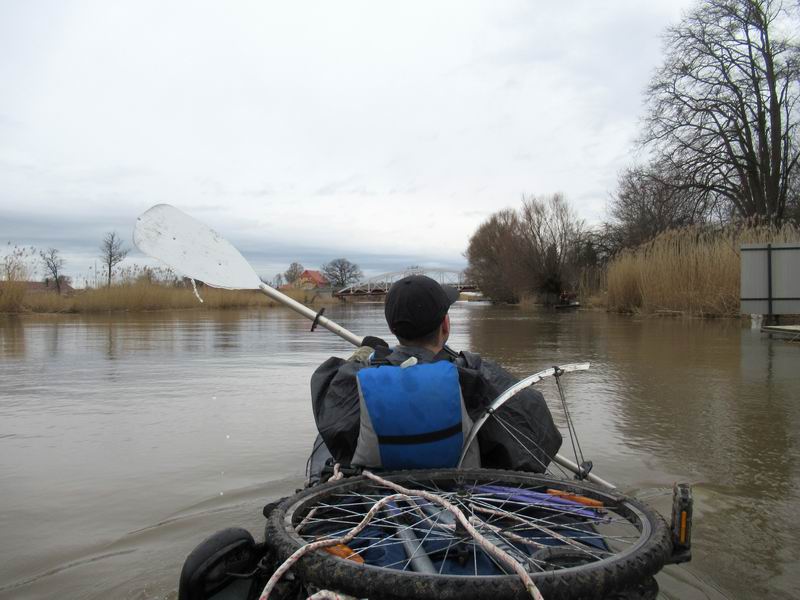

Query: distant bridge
<box><xmin>334</xmin><ymin>268</ymin><xmax>478</xmax><ymax>298</ymax></box>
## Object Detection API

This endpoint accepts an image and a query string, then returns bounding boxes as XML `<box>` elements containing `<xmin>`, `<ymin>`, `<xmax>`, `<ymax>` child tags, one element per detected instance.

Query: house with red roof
<box><xmin>297</xmin><ymin>270</ymin><xmax>329</xmax><ymax>289</ymax></box>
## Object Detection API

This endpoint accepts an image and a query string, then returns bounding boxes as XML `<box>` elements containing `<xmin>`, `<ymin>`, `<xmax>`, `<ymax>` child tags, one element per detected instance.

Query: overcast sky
<box><xmin>0</xmin><ymin>0</ymin><xmax>696</xmax><ymax>284</ymax></box>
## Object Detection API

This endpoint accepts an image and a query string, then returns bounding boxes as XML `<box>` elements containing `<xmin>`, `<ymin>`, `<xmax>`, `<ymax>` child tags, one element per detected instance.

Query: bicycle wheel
<box><xmin>265</xmin><ymin>469</ymin><xmax>672</xmax><ymax>599</ymax></box>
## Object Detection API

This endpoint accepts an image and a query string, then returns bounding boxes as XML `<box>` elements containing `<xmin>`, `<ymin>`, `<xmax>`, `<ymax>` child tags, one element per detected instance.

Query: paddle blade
<box><xmin>134</xmin><ymin>204</ymin><xmax>262</xmax><ymax>290</ymax></box>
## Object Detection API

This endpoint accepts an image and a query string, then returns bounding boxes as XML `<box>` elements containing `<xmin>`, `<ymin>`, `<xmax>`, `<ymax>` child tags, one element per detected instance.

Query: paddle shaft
<box><xmin>258</xmin><ymin>283</ymin><xmax>363</xmax><ymax>346</ymax></box>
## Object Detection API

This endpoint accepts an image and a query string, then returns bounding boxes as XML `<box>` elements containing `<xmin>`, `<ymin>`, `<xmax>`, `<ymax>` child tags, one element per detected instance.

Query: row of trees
<box><xmin>1</xmin><ymin>232</ymin><xmax>129</xmax><ymax>293</ymax></box>
<box><xmin>468</xmin><ymin>0</ymin><xmax>799</xmax><ymax>302</ymax></box>
<box><xmin>8</xmin><ymin>230</ymin><xmax>364</xmax><ymax>295</ymax></box>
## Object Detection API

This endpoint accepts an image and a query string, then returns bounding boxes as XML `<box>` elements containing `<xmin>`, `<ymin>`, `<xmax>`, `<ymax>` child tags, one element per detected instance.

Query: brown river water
<box><xmin>0</xmin><ymin>303</ymin><xmax>798</xmax><ymax>600</ymax></box>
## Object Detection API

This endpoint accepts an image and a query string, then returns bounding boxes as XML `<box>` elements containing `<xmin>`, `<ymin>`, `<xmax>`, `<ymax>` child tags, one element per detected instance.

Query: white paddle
<box><xmin>133</xmin><ymin>204</ymin><xmax>362</xmax><ymax>346</ymax></box>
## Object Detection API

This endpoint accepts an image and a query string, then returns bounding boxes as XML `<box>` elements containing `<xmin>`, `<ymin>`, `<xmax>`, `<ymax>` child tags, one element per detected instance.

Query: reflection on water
<box><xmin>0</xmin><ymin>306</ymin><xmax>798</xmax><ymax>599</ymax></box>
<box><xmin>0</xmin><ymin>315</ymin><xmax>25</xmax><ymax>358</ymax></box>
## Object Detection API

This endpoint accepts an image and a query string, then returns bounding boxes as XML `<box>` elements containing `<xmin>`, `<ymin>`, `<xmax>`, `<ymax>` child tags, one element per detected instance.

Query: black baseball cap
<box><xmin>385</xmin><ymin>275</ymin><xmax>460</xmax><ymax>340</ymax></box>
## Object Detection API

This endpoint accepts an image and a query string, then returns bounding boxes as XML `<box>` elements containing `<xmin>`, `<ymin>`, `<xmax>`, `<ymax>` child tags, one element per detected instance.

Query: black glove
<box><xmin>360</xmin><ymin>335</ymin><xmax>389</xmax><ymax>349</ymax></box>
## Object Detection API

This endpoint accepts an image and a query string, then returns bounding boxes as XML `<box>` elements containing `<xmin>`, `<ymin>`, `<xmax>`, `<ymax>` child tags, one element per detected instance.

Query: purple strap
<box><xmin>471</xmin><ymin>485</ymin><xmax>600</xmax><ymax>519</ymax></box>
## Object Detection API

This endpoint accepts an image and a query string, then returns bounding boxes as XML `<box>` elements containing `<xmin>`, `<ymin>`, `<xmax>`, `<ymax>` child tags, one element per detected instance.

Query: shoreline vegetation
<box><xmin>605</xmin><ymin>224</ymin><xmax>800</xmax><ymax>317</ymax></box>
<box><xmin>464</xmin><ymin>194</ymin><xmax>800</xmax><ymax>319</ymax></box>
<box><xmin>0</xmin><ymin>248</ymin><xmax>348</xmax><ymax>315</ymax></box>
<box><xmin>0</xmin><ymin>281</ymin><xmax>335</xmax><ymax>314</ymax></box>
<box><xmin>1</xmin><ymin>243</ymin><xmax>365</xmax><ymax>316</ymax></box>
<box><xmin>2</xmin><ymin>223</ymin><xmax>798</xmax><ymax>317</ymax></box>
<box><xmin>467</xmin><ymin>219</ymin><xmax>799</xmax><ymax>318</ymax></box>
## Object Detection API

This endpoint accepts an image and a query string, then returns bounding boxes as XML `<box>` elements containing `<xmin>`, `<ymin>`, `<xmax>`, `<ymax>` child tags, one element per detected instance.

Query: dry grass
<box><xmin>0</xmin><ymin>281</ymin><xmax>27</xmax><ymax>312</ymax></box>
<box><xmin>0</xmin><ymin>245</ymin><xmax>35</xmax><ymax>312</ymax></box>
<box><xmin>5</xmin><ymin>282</ymin><xmax>335</xmax><ymax>314</ymax></box>
<box><xmin>606</xmin><ymin>223</ymin><xmax>800</xmax><ymax>316</ymax></box>
<box><xmin>578</xmin><ymin>265</ymin><xmax>607</xmax><ymax>308</ymax></box>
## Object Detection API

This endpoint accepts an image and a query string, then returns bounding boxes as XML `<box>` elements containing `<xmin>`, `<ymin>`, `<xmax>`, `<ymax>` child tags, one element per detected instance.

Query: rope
<box><xmin>468</xmin><ymin>507</ymin><xmax>546</xmax><ymax>549</ymax></box>
<box><xmin>258</xmin><ymin>466</ymin><xmax>545</xmax><ymax>600</ymax></box>
<box><xmin>295</xmin><ymin>507</ymin><xmax>318</xmax><ymax>534</ymax></box>
<box><xmin>469</xmin><ymin>503</ymin><xmax>599</xmax><ymax>558</ymax></box>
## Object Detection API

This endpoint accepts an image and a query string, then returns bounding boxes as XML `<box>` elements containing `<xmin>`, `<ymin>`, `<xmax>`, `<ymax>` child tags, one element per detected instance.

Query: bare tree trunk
<box><xmin>100</xmin><ymin>232</ymin><xmax>128</xmax><ymax>288</ymax></box>
<box><xmin>40</xmin><ymin>248</ymin><xmax>65</xmax><ymax>294</ymax></box>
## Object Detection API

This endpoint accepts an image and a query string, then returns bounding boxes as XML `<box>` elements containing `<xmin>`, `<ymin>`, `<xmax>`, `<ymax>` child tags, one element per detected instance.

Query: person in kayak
<box><xmin>310</xmin><ymin>275</ymin><xmax>562</xmax><ymax>475</ymax></box>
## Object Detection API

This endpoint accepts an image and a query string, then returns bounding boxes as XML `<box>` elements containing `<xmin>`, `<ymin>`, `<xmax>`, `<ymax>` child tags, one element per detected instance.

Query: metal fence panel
<box><xmin>740</xmin><ymin>243</ymin><xmax>800</xmax><ymax>315</ymax></box>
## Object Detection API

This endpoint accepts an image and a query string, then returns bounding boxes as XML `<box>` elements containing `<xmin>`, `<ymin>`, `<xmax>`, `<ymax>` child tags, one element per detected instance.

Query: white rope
<box><xmin>296</xmin><ymin>507</ymin><xmax>318</xmax><ymax>533</ymax></box>
<box><xmin>470</xmin><ymin>503</ymin><xmax>592</xmax><ymax>555</ymax></box>
<box><xmin>467</xmin><ymin>513</ymin><xmax>545</xmax><ymax>550</ymax></box>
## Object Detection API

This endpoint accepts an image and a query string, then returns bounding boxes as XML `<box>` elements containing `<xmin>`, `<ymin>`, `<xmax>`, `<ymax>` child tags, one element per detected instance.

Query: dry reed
<box><xmin>0</xmin><ymin>245</ymin><xmax>36</xmax><ymax>312</ymax></box>
<box><xmin>6</xmin><ymin>281</ymin><xmax>335</xmax><ymax>314</ymax></box>
<box><xmin>606</xmin><ymin>223</ymin><xmax>800</xmax><ymax>316</ymax></box>
<box><xmin>0</xmin><ymin>281</ymin><xmax>27</xmax><ymax>312</ymax></box>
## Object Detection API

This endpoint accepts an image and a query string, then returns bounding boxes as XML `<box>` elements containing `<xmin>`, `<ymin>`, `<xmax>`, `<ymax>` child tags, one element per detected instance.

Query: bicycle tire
<box><xmin>265</xmin><ymin>469</ymin><xmax>672</xmax><ymax>600</ymax></box>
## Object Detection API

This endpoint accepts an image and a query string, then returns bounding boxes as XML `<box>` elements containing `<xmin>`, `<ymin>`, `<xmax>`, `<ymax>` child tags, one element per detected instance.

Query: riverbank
<box><xmin>0</xmin><ymin>281</ymin><xmax>335</xmax><ymax>314</ymax></box>
<box><xmin>605</xmin><ymin>223</ymin><xmax>800</xmax><ymax>316</ymax></box>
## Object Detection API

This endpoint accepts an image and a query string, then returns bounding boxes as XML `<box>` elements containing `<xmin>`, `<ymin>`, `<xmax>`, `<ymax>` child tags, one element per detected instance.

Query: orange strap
<box><xmin>546</xmin><ymin>489</ymin><xmax>604</xmax><ymax>508</ymax></box>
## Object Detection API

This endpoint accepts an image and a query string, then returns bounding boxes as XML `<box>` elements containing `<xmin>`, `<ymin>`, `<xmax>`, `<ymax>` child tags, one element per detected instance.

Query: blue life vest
<box><xmin>351</xmin><ymin>360</ymin><xmax>473</xmax><ymax>470</ymax></box>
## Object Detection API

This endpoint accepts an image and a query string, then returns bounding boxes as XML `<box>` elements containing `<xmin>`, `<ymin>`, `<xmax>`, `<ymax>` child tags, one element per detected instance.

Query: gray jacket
<box><xmin>310</xmin><ymin>345</ymin><xmax>562</xmax><ymax>472</ymax></box>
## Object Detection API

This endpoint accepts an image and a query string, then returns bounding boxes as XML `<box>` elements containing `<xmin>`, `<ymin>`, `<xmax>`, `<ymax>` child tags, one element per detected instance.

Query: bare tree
<box><xmin>260</xmin><ymin>273</ymin><xmax>285</xmax><ymax>288</ymax></box>
<box><xmin>283</xmin><ymin>262</ymin><xmax>304</xmax><ymax>285</ymax></box>
<box><xmin>643</xmin><ymin>0</ymin><xmax>800</xmax><ymax>223</ymax></box>
<box><xmin>518</xmin><ymin>194</ymin><xmax>586</xmax><ymax>296</ymax></box>
<box><xmin>100</xmin><ymin>232</ymin><xmax>128</xmax><ymax>287</ymax></box>
<box><xmin>321</xmin><ymin>258</ymin><xmax>363</xmax><ymax>289</ymax></box>
<box><xmin>465</xmin><ymin>209</ymin><xmax>527</xmax><ymax>303</ymax></box>
<box><xmin>1</xmin><ymin>244</ymin><xmax>36</xmax><ymax>282</ymax></box>
<box><xmin>608</xmin><ymin>164</ymin><xmax>715</xmax><ymax>248</ymax></box>
<box><xmin>40</xmin><ymin>247</ymin><xmax>66</xmax><ymax>294</ymax></box>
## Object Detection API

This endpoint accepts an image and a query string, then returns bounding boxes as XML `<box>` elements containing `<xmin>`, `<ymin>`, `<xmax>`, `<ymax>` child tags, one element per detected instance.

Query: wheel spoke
<box><xmin>467</xmin><ymin>496</ymin><xmax>635</xmax><ymax>557</ymax></box>
<box><xmin>491</xmin><ymin>414</ymin><xmax>573</xmax><ymax>480</ymax></box>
